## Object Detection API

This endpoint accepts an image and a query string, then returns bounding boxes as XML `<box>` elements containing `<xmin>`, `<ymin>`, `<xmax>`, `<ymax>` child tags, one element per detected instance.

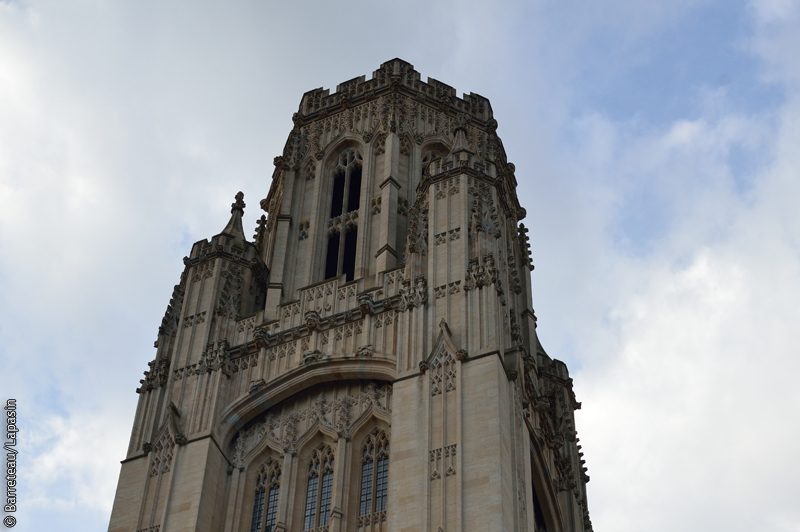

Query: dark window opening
<box><xmin>347</xmin><ymin>166</ymin><xmax>362</xmax><ymax>212</ymax></box>
<box><xmin>318</xmin><ymin>470</ymin><xmax>333</xmax><ymax>526</ymax></box>
<box><xmin>359</xmin><ymin>458</ymin><xmax>373</xmax><ymax>516</ymax></box>
<box><xmin>303</xmin><ymin>474</ymin><xmax>318</xmax><ymax>531</ymax></box>
<box><xmin>330</xmin><ymin>170</ymin><xmax>345</xmax><ymax>218</ymax></box>
<box><xmin>342</xmin><ymin>229</ymin><xmax>357</xmax><ymax>282</ymax></box>
<box><xmin>325</xmin><ymin>234</ymin><xmax>340</xmax><ymax>280</ymax></box>
<box><xmin>532</xmin><ymin>481</ymin><xmax>548</xmax><ymax>532</ymax></box>
<box><xmin>250</xmin><ymin>488</ymin><xmax>265</xmax><ymax>532</ymax></box>
<box><xmin>375</xmin><ymin>454</ymin><xmax>388</xmax><ymax>511</ymax></box>
<box><xmin>264</xmin><ymin>485</ymin><xmax>279</xmax><ymax>532</ymax></box>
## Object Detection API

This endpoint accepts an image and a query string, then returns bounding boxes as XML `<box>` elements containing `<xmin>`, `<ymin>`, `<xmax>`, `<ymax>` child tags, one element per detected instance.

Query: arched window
<box><xmin>358</xmin><ymin>429</ymin><xmax>389</xmax><ymax>521</ymax></box>
<box><xmin>303</xmin><ymin>443</ymin><xmax>335</xmax><ymax>531</ymax></box>
<box><xmin>421</xmin><ymin>149</ymin><xmax>443</xmax><ymax>179</ymax></box>
<box><xmin>250</xmin><ymin>459</ymin><xmax>281</xmax><ymax>532</ymax></box>
<box><xmin>325</xmin><ymin>148</ymin><xmax>362</xmax><ymax>282</ymax></box>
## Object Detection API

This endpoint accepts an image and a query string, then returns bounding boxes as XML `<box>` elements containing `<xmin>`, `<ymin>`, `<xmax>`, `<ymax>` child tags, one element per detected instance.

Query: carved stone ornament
<box><xmin>304</xmin><ymin>310</ymin><xmax>321</xmax><ymax>330</ymax></box>
<box><xmin>356</xmin><ymin>344</ymin><xmax>374</xmax><ymax>358</ymax></box>
<box><xmin>249</xmin><ymin>379</ymin><xmax>266</xmax><ymax>394</ymax></box>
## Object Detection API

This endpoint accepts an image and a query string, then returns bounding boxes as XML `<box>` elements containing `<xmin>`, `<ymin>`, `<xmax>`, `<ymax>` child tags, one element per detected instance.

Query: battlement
<box><xmin>298</xmin><ymin>58</ymin><xmax>493</xmax><ymax>122</ymax></box>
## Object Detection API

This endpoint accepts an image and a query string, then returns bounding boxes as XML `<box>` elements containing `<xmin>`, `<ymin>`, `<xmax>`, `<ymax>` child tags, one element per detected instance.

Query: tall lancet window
<box><xmin>358</xmin><ymin>429</ymin><xmax>390</xmax><ymax>522</ymax></box>
<box><xmin>325</xmin><ymin>148</ymin><xmax>362</xmax><ymax>282</ymax></box>
<box><xmin>303</xmin><ymin>443</ymin><xmax>336</xmax><ymax>531</ymax></box>
<box><xmin>250</xmin><ymin>459</ymin><xmax>281</xmax><ymax>532</ymax></box>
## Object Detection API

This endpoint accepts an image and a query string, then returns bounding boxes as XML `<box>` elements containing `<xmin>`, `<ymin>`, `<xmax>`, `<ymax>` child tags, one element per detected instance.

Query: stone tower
<box><xmin>108</xmin><ymin>59</ymin><xmax>592</xmax><ymax>532</ymax></box>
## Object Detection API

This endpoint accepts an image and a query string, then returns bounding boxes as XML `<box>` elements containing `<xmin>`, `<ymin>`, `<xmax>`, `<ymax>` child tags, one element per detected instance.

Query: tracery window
<box><xmin>303</xmin><ymin>443</ymin><xmax>335</xmax><ymax>531</ymax></box>
<box><xmin>358</xmin><ymin>429</ymin><xmax>389</xmax><ymax>525</ymax></box>
<box><xmin>250</xmin><ymin>459</ymin><xmax>281</xmax><ymax>532</ymax></box>
<box><xmin>421</xmin><ymin>150</ymin><xmax>443</xmax><ymax>178</ymax></box>
<box><xmin>325</xmin><ymin>148</ymin><xmax>362</xmax><ymax>281</ymax></box>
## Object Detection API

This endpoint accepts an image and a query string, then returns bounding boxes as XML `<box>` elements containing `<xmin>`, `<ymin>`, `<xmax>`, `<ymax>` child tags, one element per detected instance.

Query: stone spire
<box><xmin>221</xmin><ymin>191</ymin><xmax>246</xmax><ymax>240</ymax></box>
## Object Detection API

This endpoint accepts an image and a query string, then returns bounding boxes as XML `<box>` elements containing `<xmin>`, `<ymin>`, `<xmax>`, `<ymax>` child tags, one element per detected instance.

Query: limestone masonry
<box><xmin>108</xmin><ymin>58</ymin><xmax>593</xmax><ymax>532</ymax></box>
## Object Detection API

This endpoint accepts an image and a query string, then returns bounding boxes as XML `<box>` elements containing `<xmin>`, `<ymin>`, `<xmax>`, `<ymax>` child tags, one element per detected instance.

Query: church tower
<box><xmin>108</xmin><ymin>59</ymin><xmax>593</xmax><ymax>532</ymax></box>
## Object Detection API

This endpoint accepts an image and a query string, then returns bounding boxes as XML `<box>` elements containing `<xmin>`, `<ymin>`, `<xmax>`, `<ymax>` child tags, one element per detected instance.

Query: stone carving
<box><xmin>357</xmin><ymin>293</ymin><xmax>375</xmax><ymax>316</ymax></box>
<box><xmin>304</xmin><ymin>310</ymin><xmax>321</xmax><ymax>330</ymax></box>
<box><xmin>137</xmin><ymin>358</ymin><xmax>170</xmax><ymax>394</ymax></box>
<box><xmin>356</xmin><ymin>344</ymin><xmax>374</xmax><ymax>358</ymax></box>
<box><xmin>468</xmin><ymin>178</ymin><xmax>501</xmax><ymax>239</ymax></box>
<box><xmin>510</xmin><ymin>310</ymin><xmax>522</xmax><ymax>344</ymax></box>
<box><xmin>253</xmin><ymin>215</ymin><xmax>268</xmax><ymax>251</ymax></box>
<box><xmin>337</xmin><ymin>284</ymin><xmax>357</xmax><ymax>301</ymax></box>
<box><xmin>191</xmin><ymin>260</ymin><xmax>215</xmax><ymax>283</ymax></box>
<box><xmin>230</xmin><ymin>384</ymin><xmax>392</xmax><ymax>465</ymax></box>
<box><xmin>194</xmin><ymin>339</ymin><xmax>232</xmax><ymax>377</ymax></box>
<box><xmin>397</xmin><ymin>197</ymin><xmax>409</xmax><ymax>216</ymax></box>
<box><xmin>249</xmin><ymin>379</ymin><xmax>266</xmax><ymax>394</ymax></box>
<box><xmin>302</xmin><ymin>349</ymin><xmax>323</xmax><ymax>365</ymax></box>
<box><xmin>216</xmin><ymin>262</ymin><xmax>244</xmax><ymax>318</ymax></box>
<box><xmin>430</xmin><ymin>348</ymin><xmax>456</xmax><ymax>396</ymax></box>
<box><xmin>373</xmin><ymin>311</ymin><xmax>395</xmax><ymax>329</ymax></box>
<box><xmin>404</xmin><ymin>193</ymin><xmax>429</xmax><ymax>255</ymax></box>
<box><xmin>327</xmin><ymin>210</ymin><xmax>358</xmax><ymax>236</ymax></box>
<box><xmin>518</xmin><ymin>223</ymin><xmax>535</xmax><ymax>271</ymax></box>
<box><xmin>464</xmin><ymin>254</ymin><xmax>504</xmax><ymax>302</ymax></box>
<box><xmin>236</xmin><ymin>316</ymin><xmax>254</xmax><ymax>333</ymax></box>
<box><xmin>298</xmin><ymin>221</ymin><xmax>310</xmax><ymax>240</ymax></box>
<box><xmin>304</xmin><ymin>159</ymin><xmax>316</xmax><ymax>180</ymax></box>
<box><xmin>444</xmin><ymin>444</ymin><xmax>457</xmax><ymax>476</ymax></box>
<box><xmin>371</xmin><ymin>196</ymin><xmax>382</xmax><ymax>214</ymax></box>
<box><xmin>399</xmin><ymin>275</ymin><xmax>428</xmax><ymax>311</ymax></box>
<box><xmin>158</xmin><ymin>284</ymin><xmax>185</xmax><ymax>336</ymax></box>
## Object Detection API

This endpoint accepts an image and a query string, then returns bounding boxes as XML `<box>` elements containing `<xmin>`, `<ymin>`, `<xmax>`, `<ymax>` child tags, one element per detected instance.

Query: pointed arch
<box><xmin>249</xmin><ymin>457</ymin><xmax>282</xmax><ymax>532</ymax></box>
<box><xmin>301</xmin><ymin>442</ymin><xmax>336</xmax><ymax>531</ymax></box>
<box><xmin>420</xmin><ymin>319</ymin><xmax>466</xmax><ymax>396</ymax></box>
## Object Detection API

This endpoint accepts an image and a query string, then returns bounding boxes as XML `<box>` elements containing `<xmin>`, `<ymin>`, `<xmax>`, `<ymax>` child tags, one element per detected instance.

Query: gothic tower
<box><xmin>108</xmin><ymin>59</ymin><xmax>593</xmax><ymax>532</ymax></box>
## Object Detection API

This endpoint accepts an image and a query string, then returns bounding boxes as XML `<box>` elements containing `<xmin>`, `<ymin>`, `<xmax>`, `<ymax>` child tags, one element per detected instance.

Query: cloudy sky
<box><xmin>2</xmin><ymin>0</ymin><xmax>799</xmax><ymax>530</ymax></box>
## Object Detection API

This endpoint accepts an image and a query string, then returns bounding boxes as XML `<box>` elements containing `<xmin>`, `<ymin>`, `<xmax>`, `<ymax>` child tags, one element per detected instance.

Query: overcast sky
<box><xmin>1</xmin><ymin>0</ymin><xmax>799</xmax><ymax>531</ymax></box>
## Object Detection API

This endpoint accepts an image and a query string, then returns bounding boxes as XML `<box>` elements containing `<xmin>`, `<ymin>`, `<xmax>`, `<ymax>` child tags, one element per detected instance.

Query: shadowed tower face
<box><xmin>108</xmin><ymin>59</ymin><xmax>593</xmax><ymax>532</ymax></box>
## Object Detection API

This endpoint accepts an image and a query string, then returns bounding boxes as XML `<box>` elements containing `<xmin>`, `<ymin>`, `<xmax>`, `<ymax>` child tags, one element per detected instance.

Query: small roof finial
<box><xmin>221</xmin><ymin>191</ymin><xmax>247</xmax><ymax>240</ymax></box>
<box><xmin>232</xmin><ymin>191</ymin><xmax>245</xmax><ymax>213</ymax></box>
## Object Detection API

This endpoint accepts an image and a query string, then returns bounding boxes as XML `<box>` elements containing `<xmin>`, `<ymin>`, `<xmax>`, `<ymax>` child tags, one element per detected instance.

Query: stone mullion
<box><xmin>337</xmin><ymin>166</ymin><xmax>352</xmax><ymax>279</ymax></box>
<box><xmin>329</xmin><ymin>436</ymin><xmax>348</xmax><ymax>532</ymax></box>
<box><xmin>274</xmin><ymin>451</ymin><xmax>295</xmax><ymax>532</ymax></box>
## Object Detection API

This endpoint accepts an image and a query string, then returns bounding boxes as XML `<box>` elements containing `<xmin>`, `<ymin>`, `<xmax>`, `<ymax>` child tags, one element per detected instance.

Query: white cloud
<box><xmin>23</xmin><ymin>410</ymin><xmax>130</xmax><ymax>514</ymax></box>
